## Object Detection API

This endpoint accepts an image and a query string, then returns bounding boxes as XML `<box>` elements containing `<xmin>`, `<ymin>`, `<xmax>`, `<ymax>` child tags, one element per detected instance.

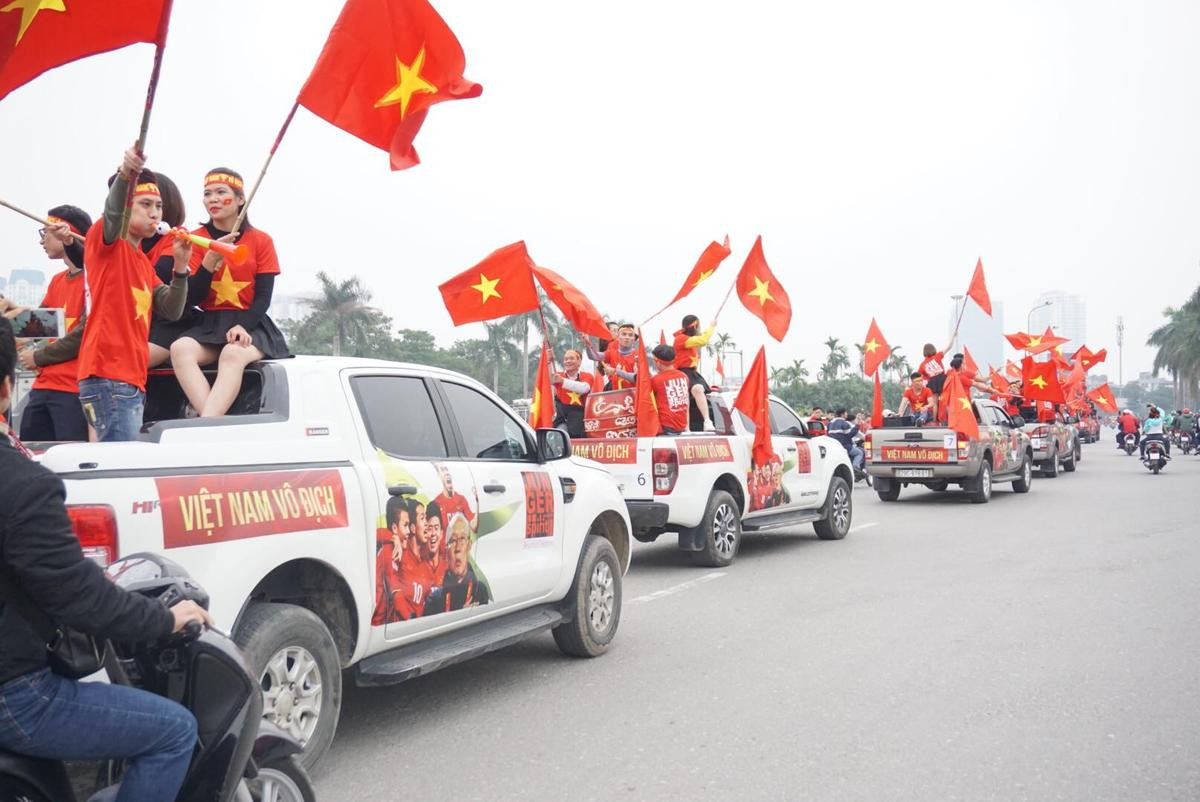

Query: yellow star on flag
<box><xmin>864</xmin><ymin>338</ymin><xmax>881</xmax><ymax>354</ymax></box>
<box><xmin>1</xmin><ymin>0</ymin><xmax>65</xmax><ymax>46</ymax></box>
<box><xmin>746</xmin><ymin>277</ymin><xmax>774</xmax><ymax>307</ymax></box>
<box><xmin>692</xmin><ymin>269</ymin><xmax>714</xmax><ymax>288</ymax></box>
<box><xmin>130</xmin><ymin>284</ymin><xmax>152</xmax><ymax>326</ymax></box>
<box><xmin>959</xmin><ymin>397</ymin><xmax>973</xmax><ymax>411</ymax></box>
<box><xmin>1096</xmin><ymin>394</ymin><xmax>1110</xmax><ymax>406</ymax></box>
<box><xmin>471</xmin><ymin>273</ymin><xmax>502</xmax><ymax>304</ymax></box>
<box><xmin>374</xmin><ymin>46</ymin><xmax>438</xmax><ymax>118</ymax></box>
<box><xmin>1026</xmin><ymin>336</ymin><xmax>1042</xmax><ymax>348</ymax></box>
<box><xmin>210</xmin><ymin>266</ymin><xmax>251</xmax><ymax>308</ymax></box>
<box><xmin>567</xmin><ymin>391</ymin><xmax>582</xmax><ymax>405</ymax></box>
<box><xmin>1030</xmin><ymin>375</ymin><xmax>1048</xmax><ymax>390</ymax></box>
<box><xmin>529</xmin><ymin>388</ymin><xmax>542</xmax><ymax>419</ymax></box>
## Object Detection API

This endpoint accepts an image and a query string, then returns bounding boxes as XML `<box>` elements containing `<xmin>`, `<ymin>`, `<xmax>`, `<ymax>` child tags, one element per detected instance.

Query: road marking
<box><xmin>627</xmin><ymin>571</ymin><xmax>726</xmax><ymax>605</ymax></box>
<box><xmin>849</xmin><ymin>521</ymin><xmax>878</xmax><ymax>533</ymax></box>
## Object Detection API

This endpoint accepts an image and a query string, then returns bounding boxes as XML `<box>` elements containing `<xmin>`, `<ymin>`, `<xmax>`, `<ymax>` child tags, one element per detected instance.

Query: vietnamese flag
<box><xmin>1006</xmin><ymin>329</ymin><xmax>1067</xmax><ymax>356</ymax></box>
<box><xmin>438</xmin><ymin>242</ymin><xmax>539</xmax><ymax>326</ymax></box>
<box><xmin>658</xmin><ymin>330</ymin><xmax>666</xmax><ymax>346</ymax></box>
<box><xmin>0</xmin><ymin>0</ymin><xmax>171</xmax><ymax>101</ymax></box>
<box><xmin>297</xmin><ymin>0</ymin><xmax>482</xmax><ymax>170</ymax></box>
<box><xmin>733</xmin><ymin>346</ymin><xmax>774</xmax><ymax>467</ymax></box>
<box><xmin>715</xmin><ymin>354</ymin><xmax>726</xmax><ymax>387</ymax></box>
<box><xmin>861</xmin><ymin>318</ymin><xmax>891</xmax><ymax>376</ymax></box>
<box><xmin>1087</xmin><ymin>383</ymin><xmax>1118</xmax><ymax>413</ymax></box>
<box><xmin>1005</xmin><ymin>360</ymin><xmax>1022</xmax><ymax>380</ymax></box>
<box><xmin>736</xmin><ymin>236</ymin><xmax>792</xmax><ymax>342</ymax></box>
<box><xmin>1077</xmin><ymin>347</ymin><xmax>1107</xmax><ymax>371</ymax></box>
<box><xmin>989</xmin><ymin>367</ymin><xmax>1011</xmax><ymax>396</ymax></box>
<box><xmin>634</xmin><ymin>330</ymin><xmax>660</xmax><ymax>437</ymax></box>
<box><xmin>961</xmin><ymin>345</ymin><xmax>980</xmax><ymax>377</ymax></box>
<box><xmin>966</xmin><ymin>258</ymin><xmax>992</xmax><ymax>316</ymax></box>
<box><xmin>530</xmin><ymin>264</ymin><xmax>610</xmax><ymax>339</ymax></box>
<box><xmin>669</xmin><ymin>236</ymin><xmax>731</xmax><ymax>305</ymax></box>
<box><xmin>946</xmin><ymin>367</ymin><xmax>980</xmax><ymax>439</ymax></box>
<box><xmin>871</xmin><ymin>370</ymin><xmax>884</xmax><ymax>429</ymax></box>
<box><xmin>1021</xmin><ymin>357</ymin><xmax>1065</xmax><ymax>404</ymax></box>
<box><xmin>529</xmin><ymin>342</ymin><xmax>555</xmax><ymax>429</ymax></box>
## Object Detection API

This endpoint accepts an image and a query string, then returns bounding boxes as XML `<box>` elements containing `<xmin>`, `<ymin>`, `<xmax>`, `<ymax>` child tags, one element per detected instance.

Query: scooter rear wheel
<box><xmin>243</xmin><ymin>756</ymin><xmax>316</xmax><ymax>802</ymax></box>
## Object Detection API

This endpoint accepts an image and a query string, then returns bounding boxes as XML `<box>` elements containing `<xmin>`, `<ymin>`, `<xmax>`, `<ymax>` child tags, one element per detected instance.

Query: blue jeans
<box><xmin>0</xmin><ymin>668</ymin><xmax>196</xmax><ymax>801</ymax></box>
<box><xmin>848</xmin><ymin>445</ymin><xmax>865</xmax><ymax>470</ymax></box>
<box><xmin>78</xmin><ymin>377</ymin><xmax>145</xmax><ymax>442</ymax></box>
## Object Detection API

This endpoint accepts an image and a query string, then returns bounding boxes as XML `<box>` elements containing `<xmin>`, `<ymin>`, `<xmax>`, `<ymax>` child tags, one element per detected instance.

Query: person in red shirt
<box><xmin>169</xmin><ymin>168</ymin><xmax>291</xmax><ymax>418</ymax></box>
<box><xmin>433</xmin><ymin>462</ymin><xmax>478</xmax><ymax>533</ymax></box>
<box><xmin>14</xmin><ymin>205</ymin><xmax>91</xmax><ymax>442</ymax></box>
<box><xmin>898</xmin><ymin>372</ymin><xmax>934</xmax><ymax>424</ymax></box>
<box><xmin>649</xmin><ymin>344</ymin><xmax>691</xmax><ymax>434</ymax></box>
<box><xmin>935</xmin><ymin>354</ymin><xmax>997</xmax><ymax>422</ymax></box>
<box><xmin>550</xmin><ymin>348</ymin><xmax>594</xmax><ymax>437</ymax></box>
<box><xmin>602</xmin><ymin>324</ymin><xmax>639</xmax><ymax>390</ymax></box>
<box><xmin>76</xmin><ymin>147</ymin><xmax>191</xmax><ymax>442</ymax></box>
<box><xmin>394</xmin><ymin>497</ymin><xmax>437</xmax><ymax>620</ymax></box>
<box><xmin>917</xmin><ymin>335</ymin><xmax>955</xmax><ymax>417</ymax></box>
<box><xmin>371</xmin><ymin>495</ymin><xmax>411</xmax><ymax>625</ymax></box>
<box><xmin>1116</xmin><ymin>409</ymin><xmax>1140</xmax><ymax>449</ymax></box>
<box><xmin>672</xmin><ymin>314</ymin><xmax>716</xmax><ymax>432</ymax></box>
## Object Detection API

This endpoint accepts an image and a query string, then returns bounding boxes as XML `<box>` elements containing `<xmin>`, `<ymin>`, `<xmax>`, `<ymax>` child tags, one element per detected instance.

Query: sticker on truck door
<box><xmin>747</xmin><ymin>455</ymin><xmax>790</xmax><ymax>512</ymax></box>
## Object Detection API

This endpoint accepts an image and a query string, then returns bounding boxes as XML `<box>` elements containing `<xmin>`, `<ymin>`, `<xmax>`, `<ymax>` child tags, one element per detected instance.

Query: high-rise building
<box><xmin>5</xmin><ymin>269</ymin><xmax>46</xmax><ymax>307</ymax></box>
<box><xmin>1027</xmin><ymin>291</ymin><xmax>1087</xmax><ymax>352</ymax></box>
<box><xmin>948</xmin><ymin>298</ymin><xmax>1005</xmax><ymax>373</ymax></box>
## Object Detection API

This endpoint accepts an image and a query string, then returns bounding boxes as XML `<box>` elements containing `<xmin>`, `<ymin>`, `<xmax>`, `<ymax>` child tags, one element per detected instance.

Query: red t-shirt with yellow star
<box><xmin>554</xmin><ymin>372</ymin><xmax>594</xmax><ymax>406</ymax></box>
<box><xmin>32</xmin><ymin>269</ymin><xmax>86</xmax><ymax>394</ymax></box>
<box><xmin>191</xmin><ymin>226</ymin><xmax>280</xmax><ymax>312</ymax></box>
<box><xmin>78</xmin><ymin>221</ymin><xmax>163</xmax><ymax>391</ymax></box>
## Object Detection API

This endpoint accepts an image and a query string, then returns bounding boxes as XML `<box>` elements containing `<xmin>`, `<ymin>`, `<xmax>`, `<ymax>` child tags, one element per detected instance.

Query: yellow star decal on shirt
<box><xmin>1</xmin><ymin>0</ymin><xmax>65</xmax><ymax>45</ymax></box>
<box><xmin>1029</xmin><ymin>375</ymin><xmax>1048</xmax><ymax>390</ymax></box>
<box><xmin>210</xmin><ymin>265</ymin><xmax>251</xmax><ymax>309</ymax></box>
<box><xmin>692</xmin><ymin>269</ymin><xmax>714</xmax><ymax>288</ymax></box>
<box><xmin>64</xmin><ymin>316</ymin><xmax>77</xmax><ymax>330</ymax></box>
<box><xmin>864</xmin><ymin>338</ymin><xmax>881</xmax><ymax>353</ymax></box>
<box><xmin>566</xmin><ymin>391</ymin><xmax>582</xmax><ymax>405</ymax></box>
<box><xmin>471</xmin><ymin>273</ymin><xmax>502</xmax><ymax>304</ymax></box>
<box><xmin>130</xmin><ymin>284</ymin><xmax>152</xmax><ymax>326</ymax></box>
<box><xmin>374</xmin><ymin>46</ymin><xmax>438</xmax><ymax>119</ymax></box>
<box><xmin>746</xmin><ymin>277</ymin><xmax>774</xmax><ymax>307</ymax></box>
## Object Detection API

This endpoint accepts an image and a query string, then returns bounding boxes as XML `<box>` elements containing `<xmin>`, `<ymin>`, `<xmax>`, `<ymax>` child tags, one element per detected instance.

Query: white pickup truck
<box><xmin>573</xmin><ymin>392</ymin><xmax>855</xmax><ymax>566</ymax></box>
<box><xmin>30</xmin><ymin>356</ymin><xmax>632</xmax><ymax>768</ymax></box>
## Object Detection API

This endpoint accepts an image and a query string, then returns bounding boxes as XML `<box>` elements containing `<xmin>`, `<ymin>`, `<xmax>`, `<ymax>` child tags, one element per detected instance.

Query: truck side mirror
<box><xmin>537</xmin><ymin>428</ymin><xmax>571</xmax><ymax>462</ymax></box>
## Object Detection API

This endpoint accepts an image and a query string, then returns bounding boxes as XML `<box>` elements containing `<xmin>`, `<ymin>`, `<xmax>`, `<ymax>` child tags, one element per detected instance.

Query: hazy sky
<box><xmin>2</xmin><ymin>0</ymin><xmax>1197</xmax><ymax>382</ymax></box>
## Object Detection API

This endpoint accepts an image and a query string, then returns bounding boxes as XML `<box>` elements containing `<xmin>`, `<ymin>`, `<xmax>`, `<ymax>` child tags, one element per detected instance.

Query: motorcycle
<box><xmin>1180</xmin><ymin>431</ymin><xmax>1194</xmax><ymax>456</ymax></box>
<box><xmin>1142</xmin><ymin>440</ymin><xmax>1169</xmax><ymax>474</ymax></box>
<box><xmin>0</xmin><ymin>553</ymin><xmax>315</xmax><ymax>802</ymax></box>
<box><xmin>1122</xmin><ymin>433</ymin><xmax>1138</xmax><ymax>455</ymax></box>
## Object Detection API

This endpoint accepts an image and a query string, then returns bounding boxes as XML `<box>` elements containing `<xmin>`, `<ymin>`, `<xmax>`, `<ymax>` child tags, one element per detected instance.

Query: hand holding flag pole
<box><xmin>0</xmin><ymin>198</ymin><xmax>87</xmax><ymax>242</ymax></box>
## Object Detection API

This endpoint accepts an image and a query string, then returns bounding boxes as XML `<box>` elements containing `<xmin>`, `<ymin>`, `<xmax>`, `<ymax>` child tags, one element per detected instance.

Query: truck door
<box><xmin>768</xmin><ymin>399</ymin><xmax>826</xmax><ymax>506</ymax></box>
<box><xmin>435</xmin><ymin>379</ymin><xmax>564</xmax><ymax>607</ymax></box>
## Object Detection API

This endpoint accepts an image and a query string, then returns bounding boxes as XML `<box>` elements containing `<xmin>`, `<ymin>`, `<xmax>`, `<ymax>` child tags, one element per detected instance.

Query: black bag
<box><xmin>0</xmin><ymin>567</ymin><xmax>105</xmax><ymax>680</ymax></box>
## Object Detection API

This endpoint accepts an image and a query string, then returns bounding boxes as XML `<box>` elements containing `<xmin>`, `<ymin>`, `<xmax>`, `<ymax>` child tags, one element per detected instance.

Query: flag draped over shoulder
<box><xmin>529</xmin><ymin>342</ymin><xmax>554</xmax><ymax>428</ymax></box>
<box><xmin>669</xmin><ymin>236</ymin><xmax>731</xmax><ymax>306</ymax></box>
<box><xmin>297</xmin><ymin>0</ymin><xmax>482</xmax><ymax>170</ymax></box>
<box><xmin>736</xmin><ymin>236</ymin><xmax>791</xmax><ymax>342</ymax></box>
<box><xmin>530</xmin><ymin>264</ymin><xmax>610</xmax><ymax>339</ymax></box>
<box><xmin>438</xmin><ymin>242</ymin><xmax>539</xmax><ymax>325</ymax></box>
<box><xmin>862</xmin><ymin>318</ymin><xmax>890</xmax><ymax>376</ymax></box>
<box><xmin>0</xmin><ymin>0</ymin><xmax>171</xmax><ymax>101</ymax></box>
<box><xmin>966</xmin><ymin>258</ymin><xmax>992</xmax><ymax>316</ymax></box>
<box><xmin>734</xmin><ymin>346</ymin><xmax>774</xmax><ymax>467</ymax></box>
<box><xmin>634</xmin><ymin>330</ymin><xmax>660</xmax><ymax>437</ymax></box>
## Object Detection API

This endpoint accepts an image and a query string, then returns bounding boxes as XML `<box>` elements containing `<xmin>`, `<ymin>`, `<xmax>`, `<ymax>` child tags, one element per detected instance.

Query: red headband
<box><xmin>45</xmin><ymin>215</ymin><xmax>82</xmax><ymax>236</ymax></box>
<box><xmin>134</xmin><ymin>182</ymin><xmax>161</xmax><ymax>198</ymax></box>
<box><xmin>205</xmin><ymin>172</ymin><xmax>244</xmax><ymax>191</ymax></box>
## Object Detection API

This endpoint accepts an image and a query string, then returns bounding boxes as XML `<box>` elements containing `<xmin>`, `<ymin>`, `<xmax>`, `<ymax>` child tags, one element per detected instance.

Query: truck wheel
<box><xmin>1012</xmin><ymin>455</ymin><xmax>1033</xmax><ymax>493</ymax></box>
<box><xmin>1041</xmin><ymin>448</ymin><xmax>1059</xmax><ymax>478</ymax></box>
<box><xmin>813</xmin><ymin>476</ymin><xmax>852</xmax><ymax>540</ymax></box>
<box><xmin>553</xmin><ymin>535</ymin><xmax>622</xmax><ymax>657</ymax></box>
<box><xmin>968</xmin><ymin>461</ymin><xmax>992</xmax><ymax>504</ymax></box>
<box><xmin>1062</xmin><ymin>443</ymin><xmax>1078</xmax><ymax>472</ymax></box>
<box><xmin>875</xmin><ymin>479</ymin><xmax>901</xmax><ymax>502</ymax></box>
<box><xmin>690</xmin><ymin>489</ymin><xmax>742</xmax><ymax>567</ymax></box>
<box><xmin>236</xmin><ymin>602</ymin><xmax>342</xmax><ymax>770</ymax></box>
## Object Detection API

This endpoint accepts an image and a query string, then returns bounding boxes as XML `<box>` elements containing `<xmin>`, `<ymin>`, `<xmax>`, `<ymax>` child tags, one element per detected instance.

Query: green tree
<box><xmin>289</xmin><ymin>272</ymin><xmax>376</xmax><ymax>357</ymax></box>
<box><xmin>819</xmin><ymin>337</ymin><xmax>850</xmax><ymax>381</ymax></box>
<box><xmin>884</xmin><ymin>347</ymin><xmax>912</xmax><ymax>384</ymax></box>
<box><xmin>1147</xmin><ymin>288</ymin><xmax>1200</xmax><ymax>408</ymax></box>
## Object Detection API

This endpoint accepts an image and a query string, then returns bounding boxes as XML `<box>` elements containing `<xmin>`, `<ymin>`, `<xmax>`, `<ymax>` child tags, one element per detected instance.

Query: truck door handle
<box><xmin>482</xmin><ymin>483</ymin><xmax>506</xmax><ymax>494</ymax></box>
<box><xmin>785</xmin><ymin>446</ymin><xmax>797</xmax><ymax>453</ymax></box>
<box><xmin>388</xmin><ymin>484</ymin><xmax>418</xmax><ymax>496</ymax></box>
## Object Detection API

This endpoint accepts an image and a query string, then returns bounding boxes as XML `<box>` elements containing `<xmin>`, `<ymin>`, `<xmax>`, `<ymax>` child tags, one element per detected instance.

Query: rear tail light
<box><xmin>956</xmin><ymin>432</ymin><xmax>970</xmax><ymax>461</ymax></box>
<box><xmin>864</xmin><ymin>433</ymin><xmax>873</xmax><ymax>462</ymax></box>
<box><xmin>67</xmin><ymin>505</ymin><xmax>118</xmax><ymax>567</ymax></box>
<box><xmin>651</xmin><ymin>447</ymin><xmax>679</xmax><ymax>496</ymax></box>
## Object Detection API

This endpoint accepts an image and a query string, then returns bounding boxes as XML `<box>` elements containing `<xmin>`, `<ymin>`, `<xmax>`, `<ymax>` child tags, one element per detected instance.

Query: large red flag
<box><xmin>1087</xmin><ymin>383</ymin><xmax>1119</xmax><ymax>413</ymax></box>
<box><xmin>1021</xmin><ymin>357</ymin><xmax>1066</xmax><ymax>403</ymax></box>
<box><xmin>988</xmin><ymin>367</ymin><xmax>1011</xmax><ymax>396</ymax></box>
<box><xmin>736</xmin><ymin>236</ymin><xmax>791</xmax><ymax>342</ymax></box>
<box><xmin>438</xmin><ymin>242</ymin><xmax>540</xmax><ymax>325</ymax></box>
<box><xmin>669</xmin><ymin>236</ymin><xmax>731</xmax><ymax>305</ymax></box>
<box><xmin>733</xmin><ymin>346</ymin><xmax>774</xmax><ymax>467</ymax></box>
<box><xmin>871</xmin><ymin>370</ymin><xmax>884</xmax><ymax>429</ymax></box>
<box><xmin>946</xmin><ymin>369</ymin><xmax>980</xmax><ymax>439</ymax></box>
<box><xmin>530</xmin><ymin>264</ymin><xmax>610</xmax><ymax>339</ymax></box>
<box><xmin>1077</xmin><ymin>347</ymin><xmax>1107</xmax><ymax>371</ymax></box>
<box><xmin>529</xmin><ymin>342</ymin><xmax>555</xmax><ymax>429</ymax></box>
<box><xmin>0</xmin><ymin>0</ymin><xmax>171</xmax><ymax>101</ymax></box>
<box><xmin>861</xmin><ymin>318</ymin><xmax>891</xmax><ymax>376</ymax></box>
<box><xmin>297</xmin><ymin>0</ymin><xmax>482</xmax><ymax>170</ymax></box>
<box><xmin>966</xmin><ymin>258</ymin><xmax>992</xmax><ymax>316</ymax></box>
<box><xmin>961</xmin><ymin>345</ymin><xmax>980</xmax><ymax>377</ymax></box>
<box><xmin>1005</xmin><ymin>360</ymin><xmax>1022</xmax><ymax>380</ymax></box>
<box><xmin>634</xmin><ymin>331</ymin><xmax>660</xmax><ymax>437</ymax></box>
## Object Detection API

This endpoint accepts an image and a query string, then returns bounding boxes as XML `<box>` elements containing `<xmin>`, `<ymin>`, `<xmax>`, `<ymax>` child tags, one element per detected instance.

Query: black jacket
<box><xmin>0</xmin><ymin>437</ymin><xmax>174</xmax><ymax>685</ymax></box>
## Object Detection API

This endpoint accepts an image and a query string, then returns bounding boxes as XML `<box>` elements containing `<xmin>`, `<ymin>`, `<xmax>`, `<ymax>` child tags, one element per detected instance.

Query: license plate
<box><xmin>896</xmin><ymin>468</ymin><xmax>934</xmax><ymax>478</ymax></box>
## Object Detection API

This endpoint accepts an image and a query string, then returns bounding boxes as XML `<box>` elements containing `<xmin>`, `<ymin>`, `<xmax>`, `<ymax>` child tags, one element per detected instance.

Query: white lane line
<box><xmin>627</xmin><ymin>571</ymin><xmax>727</xmax><ymax>605</ymax></box>
<box><xmin>849</xmin><ymin>522</ymin><xmax>878</xmax><ymax>533</ymax></box>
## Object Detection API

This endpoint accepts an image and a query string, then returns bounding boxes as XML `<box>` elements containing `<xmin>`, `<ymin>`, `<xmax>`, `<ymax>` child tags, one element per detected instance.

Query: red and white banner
<box><xmin>583</xmin><ymin>389</ymin><xmax>637</xmax><ymax>439</ymax></box>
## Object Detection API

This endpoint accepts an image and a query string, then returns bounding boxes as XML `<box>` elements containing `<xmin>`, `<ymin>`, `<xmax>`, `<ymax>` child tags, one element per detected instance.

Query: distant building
<box><xmin>268</xmin><ymin>293</ymin><xmax>308</xmax><ymax>323</ymax></box>
<box><xmin>949</xmin><ymin>298</ymin><xmax>1005</xmax><ymax>373</ymax></box>
<box><xmin>0</xmin><ymin>276</ymin><xmax>7</xmax><ymax>293</ymax></box>
<box><xmin>5</xmin><ymin>269</ymin><xmax>46</xmax><ymax>307</ymax></box>
<box><xmin>1027</xmin><ymin>291</ymin><xmax>1087</xmax><ymax>352</ymax></box>
<box><xmin>1136</xmin><ymin>371</ymin><xmax>1172</xmax><ymax>392</ymax></box>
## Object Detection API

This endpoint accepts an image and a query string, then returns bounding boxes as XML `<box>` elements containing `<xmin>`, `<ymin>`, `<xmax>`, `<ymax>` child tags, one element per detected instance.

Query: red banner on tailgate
<box><xmin>583</xmin><ymin>389</ymin><xmax>637</xmax><ymax>439</ymax></box>
<box><xmin>677</xmin><ymin>437</ymin><xmax>735</xmax><ymax>465</ymax></box>
<box><xmin>572</xmin><ymin>439</ymin><xmax>638</xmax><ymax>463</ymax></box>
<box><xmin>879</xmin><ymin>446</ymin><xmax>949</xmax><ymax>463</ymax></box>
<box><xmin>156</xmin><ymin>469</ymin><xmax>349</xmax><ymax>548</ymax></box>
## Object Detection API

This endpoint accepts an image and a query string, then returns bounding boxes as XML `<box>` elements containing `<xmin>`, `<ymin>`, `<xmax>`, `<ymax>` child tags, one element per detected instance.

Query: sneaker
<box><xmin>702</xmin><ymin>419</ymin><xmax>716</xmax><ymax>432</ymax></box>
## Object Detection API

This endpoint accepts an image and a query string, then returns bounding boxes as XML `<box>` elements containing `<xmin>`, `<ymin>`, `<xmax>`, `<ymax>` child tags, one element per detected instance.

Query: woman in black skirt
<box><xmin>141</xmin><ymin>171</ymin><xmax>202</xmax><ymax>369</ymax></box>
<box><xmin>169</xmin><ymin>168</ymin><xmax>290</xmax><ymax>416</ymax></box>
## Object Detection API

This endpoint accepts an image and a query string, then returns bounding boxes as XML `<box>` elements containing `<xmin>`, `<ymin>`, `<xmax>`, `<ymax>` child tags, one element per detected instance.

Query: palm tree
<box><xmin>482</xmin><ymin>321</ymin><xmax>522</xmax><ymax>393</ymax></box>
<box><xmin>789</xmin><ymin>358</ymin><xmax>809</xmax><ymax>382</ymax></box>
<box><xmin>885</xmin><ymin>347</ymin><xmax>912</xmax><ymax>384</ymax></box>
<box><xmin>297</xmin><ymin>272</ymin><xmax>375</xmax><ymax>356</ymax></box>
<box><xmin>707</xmin><ymin>331</ymin><xmax>736</xmax><ymax>359</ymax></box>
<box><xmin>820</xmin><ymin>337</ymin><xmax>849</xmax><ymax>381</ymax></box>
<box><xmin>1148</xmin><ymin>288</ymin><xmax>1200</xmax><ymax>407</ymax></box>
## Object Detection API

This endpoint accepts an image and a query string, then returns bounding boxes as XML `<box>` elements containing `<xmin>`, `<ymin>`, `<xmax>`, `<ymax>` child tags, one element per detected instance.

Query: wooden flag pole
<box><xmin>118</xmin><ymin>0</ymin><xmax>176</xmax><ymax>239</ymax></box>
<box><xmin>711</xmin><ymin>275</ymin><xmax>739</xmax><ymax>326</ymax></box>
<box><xmin>0</xmin><ymin>199</ymin><xmax>86</xmax><ymax>242</ymax></box>
<box><xmin>232</xmin><ymin>100</ymin><xmax>301</xmax><ymax>236</ymax></box>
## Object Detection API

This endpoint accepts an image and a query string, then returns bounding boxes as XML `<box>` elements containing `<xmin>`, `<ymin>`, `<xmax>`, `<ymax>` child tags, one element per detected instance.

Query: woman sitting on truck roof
<box><xmin>169</xmin><ymin>168</ymin><xmax>290</xmax><ymax>417</ymax></box>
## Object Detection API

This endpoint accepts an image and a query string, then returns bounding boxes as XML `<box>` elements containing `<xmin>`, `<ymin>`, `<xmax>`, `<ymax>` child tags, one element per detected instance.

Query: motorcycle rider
<box><xmin>1139</xmin><ymin>405</ymin><xmax>1170</xmax><ymax>458</ymax></box>
<box><xmin>827</xmin><ymin>408</ymin><xmax>865</xmax><ymax>474</ymax></box>
<box><xmin>0</xmin><ymin>317</ymin><xmax>214</xmax><ymax>802</ymax></box>
<box><xmin>1175</xmin><ymin>408</ymin><xmax>1196</xmax><ymax>447</ymax></box>
<box><xmin>1116</xmin><ymin>408</ymin><xmax>1140</xmax><ymax>449</ymax></box>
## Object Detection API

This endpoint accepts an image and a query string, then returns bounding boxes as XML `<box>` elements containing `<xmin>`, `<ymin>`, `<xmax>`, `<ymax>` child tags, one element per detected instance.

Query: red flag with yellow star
<box><xmin>871</xmin><ymin>370</ymin><xmax>884</xmax><ymax>429</ymax></box>
<box><xmin>966</xmin><ymin>258</ymin><xmax>992</xmax><ymax>316</ymax></box>
<box><xmin>1005</xmin><ymin>329</ymin><xmax>1068</xmax><ymax>355</ymax></box>
<box><xmin>1020</xmin><ymin>356</ymin><xmax>1065</xmax><ymax>404</ymax></box>
<box><xmin>945</xmin><ymin>367</ymin><xmax>980</xmax><ymax>439</ymax></box>
<box><xmin>1087</xmin><ymin>383</ymin><xmax>1118</xmax><ymax>413</ymax></box>
<box><xmin>735</xmin><ymin>236</ymin><xmax>791</xmax><ymax>342</ymax></box>
<box><xmin>634</xmin><ymin>330</ymin><xmax>660</xmax><ymax>437</ymax></box>
<box><xmin>861</xmin><ymin>318</ymin><xmax>890</xmax><ymax>376</ymax></box>
<box><xmin>438</xmin><ymin>241</ymin><xmax>539</xmax><ymax>325</ymax></box>
<box><xmin>669</xmin><ymin>236</ymin><xmax>731</xmax><ymax>306</ymax></box>
<box><xmin>530</xmin><ymin>264</ymin><xmax>610</xmax><ymax>339</ymax></box>
<box><xmin>529</xmin><ymin>342</ymin><xmax>555</xmax><ymax>429</ymax></box>
<box><xmin>297</xmin><ymin>0</ymin><xmax>482</xmax><ymax>170</ymax></box>
<box><xmin>0</xmin><ymin>0</ymin><xmax>170</xmax><ymax>101</ymax></box>
<box><xmin>733</xmin><ymin>346</ymin><xmax>775</xmax><ymax>468</ymax></box>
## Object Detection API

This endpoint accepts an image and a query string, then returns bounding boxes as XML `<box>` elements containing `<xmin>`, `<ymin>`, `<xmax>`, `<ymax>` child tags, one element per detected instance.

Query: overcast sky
<box><xmin>2</xmin><ymin>0</ymin><xmax>1197</xmax><ymax>382</ymax></box>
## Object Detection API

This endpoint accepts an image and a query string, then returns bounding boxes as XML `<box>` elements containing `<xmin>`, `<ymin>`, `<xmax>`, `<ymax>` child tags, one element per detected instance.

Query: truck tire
<box><xmin>968</xmin><ymin>461</ymin><xmax>992</xmax><ymax>504</ymax></box>
<box><xmin>1062</xmin><ymin>442</ymin><xmax>1078</xmax><ymax>472</ymax></box>
<box><xmin>813</xmin><ymin>476</ymin><xmax>852</xmax><ymax>540</ymax></box>
<box><xmin>1011</xmin><ymin>455</ymin><xmax>1033</xmax><ymax>493</ymax></box>
<box><xmin>1041</xmin><ymin>448</ymin><xmax>1059</xmax><ymax>478</ymax></box>
<box><xmin>875</xmin><ymin>479</ymin><xmax>901</xmax><ymax>502</ymax></box>
<box><xmin>553</xmin><ymin>535</ymin><xmax>622</xmax><ymax>658</ymax></box>
<box><xmin>236</xmin><ymin>602</ymin><xmax>342</xmax><ymax>771</ymax></box>
<box><xmin>689</xmin><ymin>489</ymin><xmax>742</xmax><ymax>567</ymax></box>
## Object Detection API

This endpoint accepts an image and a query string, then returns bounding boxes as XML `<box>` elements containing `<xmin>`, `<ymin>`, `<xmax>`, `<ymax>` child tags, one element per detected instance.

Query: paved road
<box><xmin>315</xmin><ymin>433</ymin><xmax>1200</xmax><ymax>801</ymax></box>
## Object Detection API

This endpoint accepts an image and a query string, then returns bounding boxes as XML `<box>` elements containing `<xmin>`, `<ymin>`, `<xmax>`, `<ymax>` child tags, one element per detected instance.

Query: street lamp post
<box><xmin>1027</xmin><ymin>300</ymin><xmax>1053</xmax><ymax>332</ymax></box>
